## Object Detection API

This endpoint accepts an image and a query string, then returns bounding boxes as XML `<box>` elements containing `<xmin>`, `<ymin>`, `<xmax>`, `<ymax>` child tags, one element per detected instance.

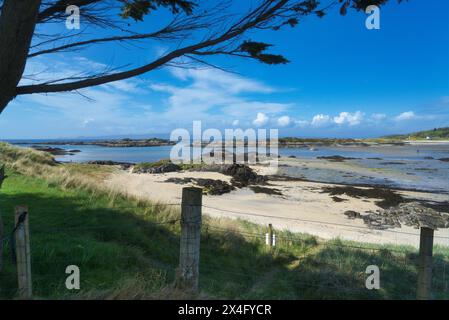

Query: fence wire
<box><xmin>1</xmin><ymin>200</ymin><xmax>449</xmax><ymax>299</ymax></box>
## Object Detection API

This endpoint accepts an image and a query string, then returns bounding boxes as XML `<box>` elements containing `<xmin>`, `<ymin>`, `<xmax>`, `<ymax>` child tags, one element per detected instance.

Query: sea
<box><xmin>4</xmin><ymin>140</ymin><xmax>449</xmax><ymax>193</ymax></box>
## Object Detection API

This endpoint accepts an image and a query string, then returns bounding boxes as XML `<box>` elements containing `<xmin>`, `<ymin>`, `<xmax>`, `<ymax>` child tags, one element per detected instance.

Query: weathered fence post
<box><xmin>175</xmin><ymin>187</ymin><xmax>202</xmax><ymax>293</ymax></box>
<box><xmin>417</xmin><ymin>227</ymin><xmax>434</xmax><ymax>300</ymax></box>
<box><xmin>268</xmin><ymin>224</ymin><xmax>273</xmax><ymax>248</ymax></box>
<box><xmin>15</xmin><ymin>205</ymin><xmax>32</xmax><ymax>299</ymax></box>
<box><xmin>0</xmin><ymin>164</ymin><xmax>5</xmax><ymax>272</ymax></box>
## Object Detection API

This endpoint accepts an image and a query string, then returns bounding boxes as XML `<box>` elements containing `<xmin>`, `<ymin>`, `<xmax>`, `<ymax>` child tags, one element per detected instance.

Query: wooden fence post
<box><xmin>417</xmin><ymin>227</ymin><xmax>434</xmax><ymax>300</ymax></box>
<box><xmin>268</xmin><ymin>224</ymin><xmax>273</xmax><ymax>249</ymax></box>
<box><xmin>175</xmin><ymin>187</ymin><xmax>202</xmax><ymax>292</ymax></box>
<box><xmin>15</xmin><ymin>205</ymin><xmax>32</xmax><ymax>299</ymax></box>
<box><xmin>0</xmin><ymin>165</ymin><xmax>4</xmax><ymax>272</ymax></box>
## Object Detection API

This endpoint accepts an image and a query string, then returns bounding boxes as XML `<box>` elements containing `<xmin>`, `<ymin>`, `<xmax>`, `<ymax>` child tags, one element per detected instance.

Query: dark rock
<box><xmin>344</xmin><ymin>210</ymin><xmax>360</xmax><ymax>219</ymax></box>
<box><xmin>249</xmin><ymin>186</ymin><xmax>283</xmax><ymax>196</ymax></box>
<box><xmin>196</xmin><ymin>179</ymin><xmax>235</xmax><ymax>195</ymax></box>
<box><xmin>379</xmin><ymin>162</ymin><xmax>406</xmax><ymax>165</ymax></box>
<box><xmin>438</xmin><ymin>158</ymin><xmax>449</xmax><ymax>162</ymax></box>
<box><xmin>86</xmin><ymin>160</ymin><xmax>133</xmax><ymax>169</ymax></box>
<box><xmin>317</xmin><ymin>155</ymin><xmax>358</xmax><ymax>162</ymax></box>
<box><xmin>32</xmin><ymin>146</ymin><xmax>73</xmax><ymax>156</ymax></box>
<box><xmin>362</xmin><ymin>202</ymin><xmax>449</xmax><ymax>230</ymax></box>
<box><xmin>332</xmin><ymin>196</ymin><xmax>348</xmax><ymax>202</ymax></box>
<box><xmin>423</xmin><ymin>156</ymin><xmax>434</xmax><ymax>160</ymax></box>
<box><xmin>134</xmin><ymin>162</ymin><xmax>181</xmax><ymax>174</ymax></box>
<box><xmin>267</xmin><ymin>175</ymin><xmax>307</xmax><ymax>182</ymax></box>
<box><xmin>220</xmin><ymin>164</ymin><xmax>267</xmax><ymax>187</ymax></box>
<box><xmin>165</xmin><ymin>177</ymin><xmax>235</xmax><ymax>195</ymax></box>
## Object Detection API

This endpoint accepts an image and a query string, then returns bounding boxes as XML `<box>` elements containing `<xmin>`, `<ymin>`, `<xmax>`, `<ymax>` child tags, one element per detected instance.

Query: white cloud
<box><xmin>311</xmin><ymin>114</ymin><xmax>331</xmax><ymax>127</ymax></box>
<box><xmin>370</xmin><ymin>113</ymin><xmax>387</xmax><ymax>121</ymax></box>
<box><xmin>277</xmin><ymin>116</ymin><xmax>291</xmax><ymax>127</ymax></box>
<box><xmin>83</xmin><ymin>118</ymin><xmax>94</xmax><ymax>126</ymax></box>
<box><xmin>169</xmin><ymin>67</ymin><xmax>274</xmax><ymax>94</ymax></box>
<box><xmin>395</xmin><ymin>111</ymin><xmax>416</xmax><ymax>121</ymax></box>
<box><xmin>253</xmin><ymin>112</ymin><xmax>269</xmax><ymax>127</ymax></box>
<box><xmin>232</xmin><ymin>119</ymin><xmax>239</xmax><ymax>126</ymax></box>
<box><xmin>149</xmin><ymin>67</ymin><xmax>291</xmax><ymax>130</ymax></box>
<box><xmin>294</xmin><ymin>119</ymin><xmax>309</xmax><ymax>127</ymax></box>
<box><xmin>333</xmin><ymin>111</ymin><xmax>364</xmax><ymax>126</ymax></box>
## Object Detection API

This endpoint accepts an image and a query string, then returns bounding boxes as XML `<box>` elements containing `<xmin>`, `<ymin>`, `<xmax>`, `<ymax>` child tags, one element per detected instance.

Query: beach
<box><xmin>104</xmin><ymin>156</ymin><xmax>449</xmax><ymax>248</ymax></box>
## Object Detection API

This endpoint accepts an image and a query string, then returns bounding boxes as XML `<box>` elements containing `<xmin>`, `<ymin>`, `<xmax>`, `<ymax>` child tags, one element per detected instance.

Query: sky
<box><xmin>0</xmin><ymin>0</ymin><xmax>448</xmax><ymax>139</ymax></box>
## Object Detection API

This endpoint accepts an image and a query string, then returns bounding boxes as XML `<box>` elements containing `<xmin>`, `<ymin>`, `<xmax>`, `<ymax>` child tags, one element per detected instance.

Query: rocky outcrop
<box><xmin>86</xmin><ymin>160</ymin><xmax>133</xmax><ymax>170</ymax></box>
<box><xmin>165</xmin><ymin>177</ymin><xmax>235</xmax><ymax>195</ymax></box>
<box><xmin>220</xmin><ymin>164</ymin><xmax>267</xmax><ymax>187</ymax></box>
<box><xmin>31</xmin><ymin>146</ymin><xmax>81</xmax><ymax>156</ymax></box>
<box><xmin>317</xmin><ymin>155</ymin><xmax>358</xmax><ymax>162</ymax></box>
<box><xmin>24</xmin><ymin>138</ymin><xmax>175</xmax><ymax>148</ymax></box>
<box><xmin>133</xmin><ymin>162</ymin><xmax>181</xmax><ymax>174</ymax></box>
<box><xmin>362</xmin><ymin>202</ymin><xmax>449</xmax><ymax>230</ymax></box>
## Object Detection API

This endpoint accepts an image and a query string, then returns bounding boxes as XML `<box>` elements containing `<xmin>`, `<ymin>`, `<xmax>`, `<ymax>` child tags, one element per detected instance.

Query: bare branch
<box><xmin>17</xmin><ymin>0</ymin><xmax>296</xmax><ymax>95</ymax></box>
<box><xmin>28</xmin><ymin>14</ymin><xmax>209</xmax><ymax>58</ymax></box>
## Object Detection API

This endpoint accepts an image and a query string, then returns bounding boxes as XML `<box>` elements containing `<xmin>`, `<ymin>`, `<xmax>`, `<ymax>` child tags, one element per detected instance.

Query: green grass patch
<box><xmin>1</xmin><ymin>145</ymin><xmax>448</xmax><ymax>299</ymax></box>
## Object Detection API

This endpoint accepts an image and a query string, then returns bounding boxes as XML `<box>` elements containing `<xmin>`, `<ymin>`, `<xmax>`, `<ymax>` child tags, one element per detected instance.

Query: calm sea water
<box><xmin>8</xmin><ymin>142</ymin><xmax>449</xmax><ymax>193</ymax></box>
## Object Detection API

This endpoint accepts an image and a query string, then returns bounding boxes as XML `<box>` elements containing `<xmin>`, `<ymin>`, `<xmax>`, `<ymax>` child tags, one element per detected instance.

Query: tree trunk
<box><xmin>0</xmin><ymin>0</ymin><xmax>41</xmax><ymax>114</ymax></box>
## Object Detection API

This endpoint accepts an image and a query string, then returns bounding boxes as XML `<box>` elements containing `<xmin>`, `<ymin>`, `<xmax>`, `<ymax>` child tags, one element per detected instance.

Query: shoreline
<box><xmin>102</xmin><ymin>159</ymin><xmax>449</xmax><ymax>248</ymax></box>
<box><xmin>7</xmin><ymin>137</ymin><xmax>449</xmax><ymax>148</ymax></box>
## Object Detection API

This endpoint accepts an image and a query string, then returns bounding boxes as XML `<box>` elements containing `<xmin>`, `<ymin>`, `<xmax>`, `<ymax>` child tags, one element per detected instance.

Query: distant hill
<box><xmin>382</xmin><ymin>127</ymin><xmax>449</xmax><ymax>140</ymax></box>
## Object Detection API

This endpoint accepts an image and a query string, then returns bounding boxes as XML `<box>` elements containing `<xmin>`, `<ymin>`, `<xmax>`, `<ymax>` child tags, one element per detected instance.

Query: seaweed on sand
<box><xmin>321</xmin><ymin>186</ymin><xmax>405</xmax><ymax>209</ymax></box>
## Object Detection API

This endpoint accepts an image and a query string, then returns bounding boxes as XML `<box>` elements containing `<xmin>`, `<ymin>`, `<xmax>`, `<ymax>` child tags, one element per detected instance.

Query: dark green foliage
<box><xmin>119</xmin><ymin>0</ymin><xmax>196</xmax><ymax>21</ymax></box>
<box><xmin>239</xmin><ymin>41</ymin><xmax>289</xmax><ymax>65</ymax></box>
<box><xmin>383</xmin><ymin>127</ymin><xmax>449</xmax><ymax>140</ymax></box>
<box><xmin>339</xmin><ymin>0</ymin><xmax>407</xmax><ymax>16</ymax></box>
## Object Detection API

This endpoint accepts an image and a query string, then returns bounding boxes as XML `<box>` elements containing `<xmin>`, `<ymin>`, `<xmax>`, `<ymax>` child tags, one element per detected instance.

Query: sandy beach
<box><xmin>104</xmin><ymin>157</ymin><xmax>449</xmax><ymax>248</ymax></box>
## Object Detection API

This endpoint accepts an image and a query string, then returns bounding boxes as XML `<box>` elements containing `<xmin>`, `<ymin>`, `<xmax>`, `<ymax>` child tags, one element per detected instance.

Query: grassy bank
<box><xmin>1</xmin><ymin>144</ymin><xmax>449</xmax><ymax>299</ymax></box>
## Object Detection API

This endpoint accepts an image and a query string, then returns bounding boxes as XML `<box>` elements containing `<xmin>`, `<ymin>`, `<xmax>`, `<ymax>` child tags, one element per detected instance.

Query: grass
<box><xmin>1</xmin><ymin>143</ymin><xmax>449</xmax><ymax>299</ymax></box>
<box><xmin>382</xmin><ymin>127</ymin><xmax>449</xmax><ymax>141</ymax></box>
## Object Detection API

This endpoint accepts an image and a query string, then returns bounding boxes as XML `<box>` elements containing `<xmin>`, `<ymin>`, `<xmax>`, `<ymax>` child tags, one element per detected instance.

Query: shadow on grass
<box><xmin>1</xmin><ymin>183</ymin><xmax>448</xmax><ymax>299</ymax></box>
<box><xmin>0</xmin><ymin>189</ymin><xmax>181</xmax><ymax>299</ymax></box>
<box><xmin>0</xmin><ymin>187</ymin><xmax>283</xmax><ymax>299</ymax></box>
<box><xmin>235</xmin><ymin>241</ymin><xmax>449</xmax><ymax>300</ymax></box>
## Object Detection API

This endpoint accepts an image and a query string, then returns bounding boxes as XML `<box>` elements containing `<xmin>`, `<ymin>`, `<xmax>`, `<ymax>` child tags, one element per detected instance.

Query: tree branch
<box><xmin>28</xmin><ymin>15</ymin><xmax>208</xmax><ymax>58</ymax></box>
<box><xmin>18</xmin><ymin>0</ymin><xmax>292</xmax><ymax>95</ymax></box>
<box><xmin>37</xmin><ymin>0</ymin><xmax>102</xmax><ymax>23</ymax></box>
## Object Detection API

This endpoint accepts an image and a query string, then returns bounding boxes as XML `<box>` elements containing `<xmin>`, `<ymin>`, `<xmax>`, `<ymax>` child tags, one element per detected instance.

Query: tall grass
<box><xmin>1</xmin><ymin>143</ymin><xmax>448</xmax><ymax>299</ymax></box>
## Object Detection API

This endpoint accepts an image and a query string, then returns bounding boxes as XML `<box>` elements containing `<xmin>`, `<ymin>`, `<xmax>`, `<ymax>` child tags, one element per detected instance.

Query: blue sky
<box><xmin>0</xmin><ymin>0</ymin><xmax>448</xmax><ymax>139</ymax></box>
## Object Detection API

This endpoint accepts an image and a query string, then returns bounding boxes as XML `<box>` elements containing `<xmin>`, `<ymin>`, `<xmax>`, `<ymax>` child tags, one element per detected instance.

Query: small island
<box><xmin>16</xmin><ymin>137</ymin><xmax>175</xmax><ymax>148</ymax></box>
